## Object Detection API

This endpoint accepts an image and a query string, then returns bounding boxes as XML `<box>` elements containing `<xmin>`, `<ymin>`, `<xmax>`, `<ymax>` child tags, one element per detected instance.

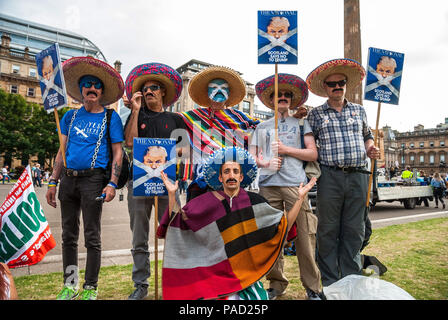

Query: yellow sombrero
<box><xmin>188</xmin><ymin>66</ymin><xmax>246</xmax><ymax>107</ymax></box>
<box><xmin>306</xmin><ymin>58</ymin><xmax>366</xmax><ymax>97</ymax></box>
<box><xmin>62</xmin><ymin>56</ymin><xmax>124</xmax><ymax>106</ymax></box>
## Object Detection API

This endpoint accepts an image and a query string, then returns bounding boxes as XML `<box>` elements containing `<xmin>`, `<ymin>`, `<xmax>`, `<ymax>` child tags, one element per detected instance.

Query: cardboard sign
<box><xmin>258</xmin><ymin>10</ymin><xmax>298</xmax><ymax>64</ymax></box>
<box><xmin>132</xmin><ymin>138</ymin><xmax>177</xmax><ymax>196</ymax></box>
<box><xmin>35</xmin><ymin>43</ymin><xmax>68</xmax><ymax>112</ymax></box>
<box><xmin>0</xmin><ymin>166</ymin><xmax>56</xmax><ymax>268</ymax></box>
<box><xmin>364</xmin><ymin>47</ymin><xmax>405</xmax><ymax>105</ymax></box>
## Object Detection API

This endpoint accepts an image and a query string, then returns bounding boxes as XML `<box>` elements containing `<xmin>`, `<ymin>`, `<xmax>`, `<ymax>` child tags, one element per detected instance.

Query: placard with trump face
<box><xmin>258</xmin><ymin>10</ymin><xmax>298</xmax><ymax>64</ymax></box>
<box><xmin>35</xmin><ymin>43</ymin><xmax>68</xmax><ymax>112</ymax></box>
<box><xmin>132</xmin><ymin>138</ymin><xmax>177</xmax><ymax>196</ymax></box>
<box><xmin>364</xmin><ymin>47</ymin><xmax>405</xmax><ymax>105</ymax></box>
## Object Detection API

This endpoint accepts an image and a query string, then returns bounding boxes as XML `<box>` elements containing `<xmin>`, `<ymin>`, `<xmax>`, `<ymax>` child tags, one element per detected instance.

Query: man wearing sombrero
<box><xmin>156</xmin><ymin>146</ymin><xmax>317</xmax><ymax>300</ymax></box>
<box><xmin>306</xmin><ymin>58</ymin><xmax>380</xmax><ymax>286</ymax></box>
<box><xmin>45</xmin><ymin>56</ymin><xmax>125</xmax><ymax>300</ymax></box>
<box><xmin>250</xmin><ymin>74</ymin><xmax>324</xmax><ymax>300</ymax></box>
<box><xmin>123</xmin><ymin>62</ymin><xmax>187</xmax><ymax>300</ymax></box>
<box><xmin>181</xmin><ymin>66</ymin><xmax>260</xmax><ymax>201</ymax></box>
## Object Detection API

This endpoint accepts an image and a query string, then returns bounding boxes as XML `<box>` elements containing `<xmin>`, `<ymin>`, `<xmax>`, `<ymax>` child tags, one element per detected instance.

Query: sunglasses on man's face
<box><xmin>324</xmin><ymin>79</ymin><xmax>347</xmax><ymax>88</ymax></box>
<box><xmin>82</xmin><ymin>81</ymin><xmax>103</xmax><ymax>89</ymax></box>
<box><xmin>270</xmin><ymin>92</ymin><xmax>293</xmax><ymax>100</ymax></box>
<box><xmin>142</xmin><ymin>85</ymin><xmax>162</xmax><ymax>93</ymax></box>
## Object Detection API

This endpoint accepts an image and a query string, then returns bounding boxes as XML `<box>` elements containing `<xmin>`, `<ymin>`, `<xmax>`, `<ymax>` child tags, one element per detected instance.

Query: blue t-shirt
<box><xmin>60</xmin><ymin>106</ymin><xmax>124</xmax><ymax>170</ymax></box>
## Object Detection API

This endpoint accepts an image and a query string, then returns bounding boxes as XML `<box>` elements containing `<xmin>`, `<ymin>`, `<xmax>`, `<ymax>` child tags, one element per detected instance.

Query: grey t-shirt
<box><xmin>250</xmin><ymin>116</ymin><xmax>312</xmax><ymax>187</ymax></box>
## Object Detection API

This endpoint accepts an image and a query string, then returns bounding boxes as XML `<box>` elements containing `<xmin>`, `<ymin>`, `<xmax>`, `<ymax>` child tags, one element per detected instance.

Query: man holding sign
<box><xmin>123</xmin><ymin>62</ymin><xmax>186</xmax><ymax>300</ymax></box>
<box><xmin>46</xmin><ymin>56</ymin><xmax>125</xmax><ymax>300</ymax></box>
<box><xmin>306</xmin><ymin>58</ymin><xmax>380</xmax><ymax>286</ymax></box>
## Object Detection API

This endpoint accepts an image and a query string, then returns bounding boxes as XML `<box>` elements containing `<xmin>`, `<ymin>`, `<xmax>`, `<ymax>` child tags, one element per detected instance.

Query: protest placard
<box><xmin>364</xmin><ymin>47</ymin><xmax>405</xmax><ymax>105</ymax></box>
<box><xmin>36</xmin><ymin>43</ymin><xmax>68</xmax><ymax>112</ymax></box>
<box><xmin>258</xmin><ymin>10</ymin><xmax>298</xmax><ymax>64</ymax></box>
<box><xmin>0</xmin><ymin>166</ymin><xmax>56</xmax><ymax>268</ymax></box>
<box><xmin>132</xmin><ymin>138</ymin><xmax>177</xmax><ymax>197</ymax></box>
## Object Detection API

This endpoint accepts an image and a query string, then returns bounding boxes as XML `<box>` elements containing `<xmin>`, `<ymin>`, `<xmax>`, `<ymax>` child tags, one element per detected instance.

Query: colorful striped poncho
<box><xmin>157</xmin><ymin>189</ymin><xmax>287</xmax><ymax>300</ymax></box>
<box><xmin>180</xmin><ymin>107</ymin><xmax>260</xmax><ymax>155</ymax></box>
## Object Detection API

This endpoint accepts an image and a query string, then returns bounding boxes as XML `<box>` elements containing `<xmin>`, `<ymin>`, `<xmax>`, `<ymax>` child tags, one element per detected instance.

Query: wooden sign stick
<box><xmin>274</xmin><ymin>64</ymin><xmax>279</xmax><ymax>141</ymax></box>
<box><xmin>53</xmin><ymin>108</ymin><xmax>67</xmax><ymax>167</ymax></box>
<box><xmin>366</xmin><ymin>101</ymin><xmax>382</xmax><ymax>207</ymax></box>
<box><xmin>154</xmin><ymin>195</ymin><xmax>159</xmax><ymax>300</ymax></box>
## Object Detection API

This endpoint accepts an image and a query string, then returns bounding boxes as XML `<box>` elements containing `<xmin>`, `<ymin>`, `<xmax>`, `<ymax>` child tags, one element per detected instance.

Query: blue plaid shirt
<box><xmin>307</xmin><ymin>101</ymin><xmax>373</xmax><ymax>167</ymax></box>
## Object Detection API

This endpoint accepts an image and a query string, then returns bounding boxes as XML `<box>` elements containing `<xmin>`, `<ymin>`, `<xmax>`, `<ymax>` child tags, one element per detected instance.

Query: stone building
<box><xmin>0</xmin><ymin>13</ymin><xmax>120</xmax><ymax>169</ymax></box>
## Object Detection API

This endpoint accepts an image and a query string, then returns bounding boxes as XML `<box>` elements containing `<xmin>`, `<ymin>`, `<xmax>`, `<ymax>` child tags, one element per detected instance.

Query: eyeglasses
<box><xmin>142</xmin><ymin>85</ymin><xmax>162</xmax><ymax>93</ymax></box>
<box><xmin>324</xmin><ymin>79</ymin><xmax>347</xmax><ymax>88</ymax></box>
<box><xmin>81</xmin><ymin>81</ymin><xmax>103</xmax><ymax>89</ymax></box>
<box><xmin>269</xmin><ymin>92</ymin><xmax>293</xmax><ymax>100</ymax></box>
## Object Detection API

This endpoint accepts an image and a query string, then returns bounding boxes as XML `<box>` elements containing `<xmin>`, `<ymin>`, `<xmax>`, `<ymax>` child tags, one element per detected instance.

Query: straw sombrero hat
<box><xmin>188</xmin><ymin>66</ymin><xmax>246</xmax><ymax>107</ymax></box>
<box><xmin>125</xmin><ymin>63</ymin><xmax>182</xmax><ymax>107</ymax></box>
<box><xmin>63</xmin><ymin>56</ymin><xmax>124</xmax><ymax>106</ymax></box>
<box><xmin>203</xmin><ymin>147</ymin><xmax>258</xmax><ymax>190</ymax></box>
<box><xmin>255</xmin><ymin>73</ymin><xmax>309</xmax><ymax>110</ymax></box>
<box><xmin>306</xmin><ymin>58</ymin><xmax>366</xmax><ymax>97</ymax></box>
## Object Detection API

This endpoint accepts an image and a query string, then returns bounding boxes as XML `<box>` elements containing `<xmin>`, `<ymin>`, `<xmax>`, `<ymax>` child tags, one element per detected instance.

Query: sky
<box><xmin>1</xmin><ymin>0</ymin><xmax>448</xmax><ymax>132</ymax></box>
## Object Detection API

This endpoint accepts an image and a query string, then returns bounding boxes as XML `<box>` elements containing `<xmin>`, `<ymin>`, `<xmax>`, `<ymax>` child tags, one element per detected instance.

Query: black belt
<box><xmin>64</xmin><ymin>168</ymin><xmax>105</xmax><ymax>177</ymax></box>
<box><xmin>322</xmin><ymin>165</ymin><xmax>371</xmax><ymax>175</ymax></box>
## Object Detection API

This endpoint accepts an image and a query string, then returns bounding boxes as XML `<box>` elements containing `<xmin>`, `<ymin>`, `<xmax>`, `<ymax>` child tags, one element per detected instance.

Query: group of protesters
<box><xmin>9</xmin><ymin>54</ymin><xmax>381</xmax><ymax>301</ymax></box>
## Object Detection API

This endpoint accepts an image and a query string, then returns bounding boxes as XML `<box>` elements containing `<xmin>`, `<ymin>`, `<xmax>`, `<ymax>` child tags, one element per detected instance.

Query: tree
<box><xmin>0</xmin><ymin>89</ymin><xmax>69</xmax><ymax>168</ymax></box>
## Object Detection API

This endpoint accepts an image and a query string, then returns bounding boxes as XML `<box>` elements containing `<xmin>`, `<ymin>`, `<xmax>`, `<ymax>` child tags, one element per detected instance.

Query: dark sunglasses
<box><xmin>82</xmin><ymin>81</ymin><xmax>103</xmax><ymax>89</ymax></box>
<box><xmin>142</xmin><ymin>85</ymin><xmax>162</xmax><ymax>93</ymax></box>
<box><xmin>270</xmin><ymin>92</ymin><xmax>293</xmax><ymax>99</ymax></box>
<box><xmin>324</xmin><ymin>79</ymin><xmax>347</xmax><ymax>88</ymax></box>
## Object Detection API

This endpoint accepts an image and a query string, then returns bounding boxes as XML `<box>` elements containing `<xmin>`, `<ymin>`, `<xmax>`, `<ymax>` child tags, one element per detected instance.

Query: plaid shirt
<box><xmin>307</xmin><ymin>101</ymin><xmax>373</xmax><ymax>167</ymax></box>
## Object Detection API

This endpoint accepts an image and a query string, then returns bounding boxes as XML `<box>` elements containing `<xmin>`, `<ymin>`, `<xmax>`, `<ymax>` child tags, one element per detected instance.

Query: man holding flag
<box><xmin>45</xmin><ymin>56</ymin><xmax>125</xmax><ymax>300</ymax></box>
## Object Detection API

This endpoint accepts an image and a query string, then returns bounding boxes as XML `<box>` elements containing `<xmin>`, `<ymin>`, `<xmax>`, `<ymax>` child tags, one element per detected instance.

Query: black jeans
<box><xmin>58</xmin><ymin>172</ymin><xmax>106</xmax><ymax>289</ymax></box>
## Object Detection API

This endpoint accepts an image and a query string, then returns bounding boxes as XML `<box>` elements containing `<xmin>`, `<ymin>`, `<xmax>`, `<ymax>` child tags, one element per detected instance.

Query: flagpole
<box><xmin>53</xmin><ymin>108</ymin><xmax>67</xmax><ymax>167</ymax></box>
<box><xmin>274</xmin><ymin>64</ymin><xmax>279</xmax><ymax>141</ymax></box>
<box><xmin>366</xmin><ymin>101</ymin><xmax>381</xmax><ymax>207</ymax></box>
<box><xmin>154</xmin><ymin>195</ymin><xmax>159</xmax><ymax>300</ymax></box>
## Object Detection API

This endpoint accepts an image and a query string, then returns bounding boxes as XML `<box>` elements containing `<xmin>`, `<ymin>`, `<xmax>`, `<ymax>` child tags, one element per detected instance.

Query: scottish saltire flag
<box><xmin>157</xmin><ymin>189</ymin><xmax>287</xmax><ymax>300</ymax></box>
<box><xmin>0</xmin><ymin>166</ymin><xmax>56</xmax><ymax>267</ymax></box>
<box><xmin>36</xmin><ymin>43</ymin><xmax>68</xmax><ymax>113</ymax></box>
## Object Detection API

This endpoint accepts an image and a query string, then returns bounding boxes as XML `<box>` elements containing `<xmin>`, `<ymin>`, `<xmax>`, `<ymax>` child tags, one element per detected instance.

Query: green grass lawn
<box><xmin>14</xmin><ymin>217</ymin><xmax>448</xmax><ymax>300</ymax></box>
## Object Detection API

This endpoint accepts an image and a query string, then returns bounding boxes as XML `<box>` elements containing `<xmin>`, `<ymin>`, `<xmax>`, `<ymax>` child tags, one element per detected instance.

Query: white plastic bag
<box><xmin>323</xmin><ymin>275</ymin><xmax>415</xmax><ymax>300</ymax></box>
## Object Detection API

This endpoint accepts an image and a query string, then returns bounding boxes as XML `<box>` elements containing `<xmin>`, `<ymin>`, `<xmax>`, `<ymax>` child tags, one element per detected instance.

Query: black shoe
<box><xmin>267</xmin><ymin>288</ymin><xmax>284</xmax><ymax>300</ymax></box>
<box><xmin>128</xmin><ymin>285</ymin><xmax>148</xmax><ymax>300</ymax></box>
<box><xmin>305</xmin><ymin>288</ymin><xmax>326</xmax><ymax>300</ymax></box>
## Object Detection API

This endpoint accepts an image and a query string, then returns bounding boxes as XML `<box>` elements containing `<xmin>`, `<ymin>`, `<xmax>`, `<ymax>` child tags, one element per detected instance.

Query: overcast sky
<box><xmin>2</xmin><ymin>0</ymin><xmax>448</xmax><ymax>132</ymax></box>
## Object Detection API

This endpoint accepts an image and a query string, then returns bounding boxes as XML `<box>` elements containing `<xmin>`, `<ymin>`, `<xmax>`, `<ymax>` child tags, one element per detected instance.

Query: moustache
<box><xmin>332</xmin><ymin>88</ymin><xmax>344</xmax><ymax>93</ymax></box>
<box><xmin>278</xmin><ymin>99</ymin><xmax>288</xmax><ymax>104</ymax></box>
<box><xmin>86</xmin><ymin>90</ymin><xmax>97</xmax><ymax>97</ymax></box>
<box><xmin>225</xmin><ymin>179</ymin><xmax>238</xmax><ymax>184</ymax></box>
<box><xmin>145</xmin><ymin>92</ymin><xmax>155</xmax><ymax>98</ymax></box>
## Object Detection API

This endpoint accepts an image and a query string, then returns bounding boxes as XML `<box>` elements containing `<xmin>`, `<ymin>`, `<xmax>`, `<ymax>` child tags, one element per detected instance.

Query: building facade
<box><xmin>394</xmin><ymin>122</ymin><xmax>448</xmax><ymax>175</ymax></box>
<box><xmin>0</xmin><ymin>13</ymin><xmax>120</xmax><ymax>169</ymax></box>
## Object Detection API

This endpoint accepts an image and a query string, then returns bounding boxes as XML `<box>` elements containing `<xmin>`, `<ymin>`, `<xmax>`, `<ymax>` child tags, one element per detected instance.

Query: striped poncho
<box><xmin>179</xmin><ymin>107</ymin><xmax>260</xmax><ymax>182</ymax></box>
<box><xmin>157</xmin><ymin>189</ymin><xmax>287</xmax><ymax>300</ymax></box>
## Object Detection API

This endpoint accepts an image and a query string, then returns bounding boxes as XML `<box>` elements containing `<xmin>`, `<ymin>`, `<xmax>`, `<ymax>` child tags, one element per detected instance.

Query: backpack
<box><xmin>106</xmin><ymin>109</ymin><xmax>130</xmax><ymax>189</ymax></box>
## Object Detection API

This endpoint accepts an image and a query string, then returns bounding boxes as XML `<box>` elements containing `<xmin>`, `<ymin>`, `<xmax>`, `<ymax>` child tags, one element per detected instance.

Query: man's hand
<box><xmin>130</xmin><ymin>91</ymin><xmax>143</xmax><ymax>111</ymax></box>
<box><xmin>292</xmin><ymin>106</ymin><xmax>308</xmax><ymax>119</ymax></box>
<box><xmin>102</xmin><ymin>185</ymin><xmax>116</xmax><ymax>202</ymax></box>
<box><xmin>46</xmin><ymin>187</ymin><xmax>57</xmax><ymax>208</ymax></box>
<box><xmin>366</xmin><ymin>145</ymin><xmax>380</xmax><ymax>159</ymax></box>
<box><xmin>268</xmin><ymin>157</ymin><xmax>283</xmax><ymax>171</ymax></box>
<box><xmin>122</xmin><ymin>94</ymin><xmax>130</xmax><ymax>108</ymax></box>
<box><xmin>298</xmin><ymin>177</ymin><xmax>317</xmax><ymax>200</ymax></box>
<box><xmin>161</xmin><ymin>171</ymin><xmax>178</xmax><ymax>194</ymax></box>
<box><xmin>271</xmin><ymin>140</ymin><xmax>289</xmax><ymax>156</ymax></box>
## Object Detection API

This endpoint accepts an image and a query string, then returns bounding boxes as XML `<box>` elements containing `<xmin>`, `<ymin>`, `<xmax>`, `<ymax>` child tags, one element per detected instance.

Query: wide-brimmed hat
<box><xmin>306</xmin><ymin>58</ymin><xmax>366</xmax><ymax>97</ymax></box>
<box><xmin>63</xmin><ymin>56</ymin><xmax>124</xmax><ymax>106</ymax></box>
<box><xmin>203</xmin><ymin>147</ymin><xmax>258</xmax><ymax>190</ymax></box>
<box><xmin>125</xmin><ymin>63</ymin><xmax>183</xmax><ymax>107</ymax></box>
<box><xmin>256</xmin><ymin>73</ymin><xmax>309</xmax><ymax>110</ymax></box>
<box><xmin>188</xmin><ymin>66</ymin><xmax>246</xmax><ymax>108</ymax></box>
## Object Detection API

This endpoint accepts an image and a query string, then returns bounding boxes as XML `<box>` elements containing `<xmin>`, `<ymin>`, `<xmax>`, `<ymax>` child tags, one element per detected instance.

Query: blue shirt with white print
<box><xmin>60</xmin><ymin>106</ymin><xmax>124</xmax><ymax>170</ymax></box>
